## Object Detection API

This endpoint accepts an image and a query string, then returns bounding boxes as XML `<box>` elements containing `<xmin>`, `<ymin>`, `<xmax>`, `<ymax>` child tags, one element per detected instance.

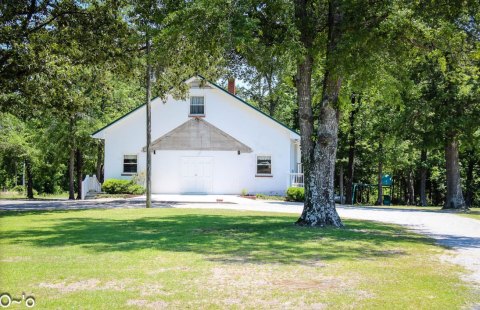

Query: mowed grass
<box><xmin>351</xmin><ymin>205</ymin><xmax>443</xmax><ymax>211</ymax></box>
<box><xmin>352</xmin><ymin>204</ymin><xmax>480</xmax><ymax>221</ymax></box>
<box><xmin>461</xmin><ymin>209</ymin><xmax>480</xmax><ymax>221</ymax></box>
<box><xmin>0</xmin><ymin>208</ymin><xmax>477</xmax><ymax>309</ymax></box>
<box><xmin>0</xmin><ymin>191</ymin><xmax>69</xmax><ymax>200</ymax></box>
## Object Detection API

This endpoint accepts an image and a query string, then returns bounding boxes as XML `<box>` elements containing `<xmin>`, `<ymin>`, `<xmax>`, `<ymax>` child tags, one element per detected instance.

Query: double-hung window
<box><xmin>123</xmin><ymin>155</ymin><xmax>137</xmax><ymax>174</ymax></box>
<box><xmin>256</xmin><ymin>155</ymin><xmax>272</xmax><ymax>176</ymax></box>
<box><xmin>190</xmin><ymin>96</ymin><xmax>205</xmax><ymax>116</ymax></box>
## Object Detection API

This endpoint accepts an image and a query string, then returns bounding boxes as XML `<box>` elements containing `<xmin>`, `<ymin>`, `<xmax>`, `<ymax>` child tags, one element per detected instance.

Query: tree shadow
<box><xmin>0</xmin><ymin>211</ymin><xmax>439</xmax><ymax>265</ymax></box>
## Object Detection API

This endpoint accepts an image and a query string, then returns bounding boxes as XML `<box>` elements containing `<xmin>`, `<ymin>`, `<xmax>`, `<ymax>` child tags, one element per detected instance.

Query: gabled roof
<box><xmin>142</xmin><ymin>118</ymin><xmax>253</xmax><ymax>153</ymax></box>
<box><xmin>91</xmin><ymin>75</ymin><xmax>299</xmax><ymax>137</ymax></box>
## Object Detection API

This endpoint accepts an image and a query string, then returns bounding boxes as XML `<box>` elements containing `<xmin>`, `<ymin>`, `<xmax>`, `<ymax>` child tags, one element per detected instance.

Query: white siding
<box><xmin>100</xmin><ymin>80</ymin><xmax>299</xmax><ymax>195</ymax></box>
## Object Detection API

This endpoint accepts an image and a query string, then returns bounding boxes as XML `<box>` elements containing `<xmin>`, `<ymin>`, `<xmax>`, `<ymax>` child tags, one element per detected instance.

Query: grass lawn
<box><xmin>0</xmin><ymin>191</ymin><xmax>69</xmax><ymax>200</ymax></box>
<box><xmin>0</xmin><ymin>208</ymin><xmax>477</xmax><ymax>309</ymax></box>
<box><xmin>461</xmin><ymin>209</ymin><xmax>480</xmax><ymax>221</ymax></box>
<box><xmin>350</xmin><ymin>204</ymin><xmax>443</xmax><ymax>211</ymax></box>
<box><xmin>351</xmin><ymin>205</ymin><xmax>480</xmax><ymax>221</ymax></box>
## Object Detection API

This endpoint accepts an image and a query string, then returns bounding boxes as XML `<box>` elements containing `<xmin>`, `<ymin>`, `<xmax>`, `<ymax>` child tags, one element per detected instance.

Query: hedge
<box><xmin>102</xmin><ymin>179</ymin><xmax>145</xmax><ymax>195</ymax></box>
<box><xmin>285</xmin><ymin>187</ymin><xmax>305</xmax><ymax>202</ymax></box>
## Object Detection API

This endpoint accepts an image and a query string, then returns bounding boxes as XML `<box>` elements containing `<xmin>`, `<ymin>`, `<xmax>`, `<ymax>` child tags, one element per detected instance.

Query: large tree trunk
<box><xmin>375</xmin><ymin>143</ymin><xmax>383</xmax><ymax>205</ymax></box>
<box><xmin>296</xmin><ymin>0</ymin><xmax>343</xmax><ymax>227</ymax></box>
<box><xmin>25</xmin><ymin>159</ymin><xmax>34</xmax><ymax>199</ymax></box>
<box><xmin>465</xmin><ymin>151</ymin><xmax>475</xmax><ymax>208</ymax></box>
<box><xmin>68</xmin><ymin>148</ymin><xmax>75</xmax><ymax>200</ymax></box>
<box><xmin>75</xmin><ymin>149</ymin><xmax>83</xmax><ymax>200</ymax></box>
<box><xmin>419</xmin><ymin>149</ymin><xmax>428</xmax><ymax>206</ymax></box>
<box><xmin>96</xmin><ymin>141</ymin><xmax>104</xmax><ymax>183</ymax></box>
<box><xmin>444</xmin><ymin>134</ymin><xmax>466</xmax><ymax>209</ymax></box>
<box><xmin>294</xmin><ymin>0</ymin><xmax>343</xmax><ymax>227</ymax></box>
<box><xmin>295</xmin><ymin>55</ymin><xmax>315</xmax><ymax>217</ymax></box>
<box><xmin>297</xmin><ymin>104</ymin><xmax>343</xmax><ymax>227</ymax></box>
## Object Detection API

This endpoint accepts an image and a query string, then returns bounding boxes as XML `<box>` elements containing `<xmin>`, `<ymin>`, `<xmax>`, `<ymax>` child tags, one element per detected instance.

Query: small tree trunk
<box><xmin>464</xmin><ymin>150</ymin><xmax>475</xmax><ymax>208</ymax></box>
<box><xmin>339</xmin><ymin>165</ymin><xmax>344</xmax><ymax>204</ymax></box>
<box><xmin>25</xmin><ymin>158</ymin><xmax>34</xmax><ymax>199</ymax></box>
<box><xmin>345</xmin><ymin>95</ymin><xmax>359</xmax><ymax>205</ymax></box>
<box><xmin>76</xmin><ymin>149</ymin><xmax>83</xmax><ymax>200</ymax></box>
<box><xmin>96</xmin><ymin>141</ymin><xmax>104</xmax><ymax>183</ymax></box>
<box><xmin>68</xmin><ymin>148</ymin><xmax>75</xmax><ymax>200</ymax></box>
<box><xmin>444</xmin><ymin>134</ymin><xmax>466</xmax><ymax>209</ymax></box>
<box><xmin>403</xmin><ymin>176</ymin><xmax>408</xmax><ymax>204</ymax></box>
<box><xmin>408</xmin><ymin>170</ymin><xmax>415</xmax><ymax>205</ymax></box>
<box><xmin>376</xmin><ymin>143</ymin><xmax>383</xmax><ymax>205</ymax></box>
<box><xmin>419</xmin><ymin>149</ymin><xmax>428</xmax><ymax>206</ymax></box>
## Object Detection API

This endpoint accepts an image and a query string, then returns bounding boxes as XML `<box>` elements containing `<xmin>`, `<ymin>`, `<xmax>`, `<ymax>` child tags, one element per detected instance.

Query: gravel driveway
<box><xmin>1</xmin><ymin>197</ymin><xmax>479</xmax><ymax>287</ymax></box>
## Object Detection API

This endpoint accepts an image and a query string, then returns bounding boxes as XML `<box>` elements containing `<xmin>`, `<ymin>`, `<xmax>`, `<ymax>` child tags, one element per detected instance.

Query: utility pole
<box><xmin>145</xmin><ymin>31</ymin><xmax>152</xmax><ymax>208</ymax></box>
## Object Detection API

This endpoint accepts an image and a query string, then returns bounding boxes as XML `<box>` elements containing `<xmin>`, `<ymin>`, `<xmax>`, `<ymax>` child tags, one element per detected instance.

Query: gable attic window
<box><xmin>256</xmin><ymin>155</ymin><xmax>272</xmax><ymax>176</ymax></box>
<box><xmin>190</xmin><ymin>96</ymin><xmax>205</xmax><ymax>116</ymax></box>
<box><xmin>123</xmin><ymin>155</ymin><xmax>137</xmax><ymax>174</ymax></box>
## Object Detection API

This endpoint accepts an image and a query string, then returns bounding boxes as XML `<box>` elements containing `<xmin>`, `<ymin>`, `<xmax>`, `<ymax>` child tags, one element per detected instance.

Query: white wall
<box><xmin>101</xmin><ymin>80</ymin><xmax>299</xmax><ymax>195</ymax></box>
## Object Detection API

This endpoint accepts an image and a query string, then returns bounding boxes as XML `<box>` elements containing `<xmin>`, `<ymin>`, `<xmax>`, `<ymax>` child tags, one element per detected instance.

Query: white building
<box><xmin>91</xmin><ymin>76</ymin><xmax>302</xmax><ymax>195</ymax></box>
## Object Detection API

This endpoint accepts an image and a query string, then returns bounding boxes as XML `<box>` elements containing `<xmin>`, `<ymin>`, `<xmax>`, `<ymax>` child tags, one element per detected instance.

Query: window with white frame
<box><xmin>190</xmin><ymin>96</ymin><xmax>205</xmax><ymax>115</ymax></box>
<box><xmin>256</xmin><ymin>155</ymin><xmax>272</xmax><ymax>175</ymax></box>
<box><xmin>123</xmin><ymin>155</ymin><xmax>137</xmax><ymax>174</ymax></box>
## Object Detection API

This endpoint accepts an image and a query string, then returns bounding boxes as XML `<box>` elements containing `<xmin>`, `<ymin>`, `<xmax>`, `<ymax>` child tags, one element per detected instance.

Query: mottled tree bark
<box><xmin>25</xmin><ymin>159</ymin><xmax>34</xmax><ymax>199</ymax></box>
<box><xmin>444</xmin><ymin>134</ymin><xmax>466</xmax><ymax>209</ymax></box>
<box><xmin>75</xmin><ymin>149</ymin><xmax>83</xmax><ymax>200</ymax></box>
<box><xmin>419</xmin><ymin>149</ymin><xmax>428</xmax><ymax>206</ymax></box>
<box><xmin>295</xmin><ymin>55</ymin><xmax>315</xmax><ymax>216</ymax></box>
<box><xmin>294</xmin><ymin>0</ymin><xmax>343</xmax><ymax>227</ymax></box>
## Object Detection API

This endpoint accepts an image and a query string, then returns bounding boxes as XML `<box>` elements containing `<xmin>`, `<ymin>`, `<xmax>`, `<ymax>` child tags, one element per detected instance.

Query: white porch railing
<box><xmin>81</xmin><ymin>175</ymin><xmax>102</xmax><ymax>200</ymax></box>
<box><xmin>289</xmin><ymin>173</ymin><xmax>304</xmax><ymax>187</ymax></box>
<box><xmin>288</xmin><ymin>162</ymin><xmax>304</xmax><ymax>187</ymax></box>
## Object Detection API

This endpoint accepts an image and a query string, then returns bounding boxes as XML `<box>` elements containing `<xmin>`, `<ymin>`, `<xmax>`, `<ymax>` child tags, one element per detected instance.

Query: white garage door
<box><xmin>180</xmin><ymin>157</ymin><xmax>213</xmax><ymax>194</ymax></box>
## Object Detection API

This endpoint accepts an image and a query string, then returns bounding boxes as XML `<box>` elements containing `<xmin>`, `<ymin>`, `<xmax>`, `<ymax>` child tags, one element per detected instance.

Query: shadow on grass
<box><xmin>0</xmin><ymin>211</ymin><xmax>439</xmax><ymax>265</ymax></box>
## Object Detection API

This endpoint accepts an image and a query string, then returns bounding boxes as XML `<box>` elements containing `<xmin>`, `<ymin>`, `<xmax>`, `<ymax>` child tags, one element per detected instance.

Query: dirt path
<box><xmin>1</xmin><ymin>197</ymin><xmax>479</xmax><ymax>287</ymax></box>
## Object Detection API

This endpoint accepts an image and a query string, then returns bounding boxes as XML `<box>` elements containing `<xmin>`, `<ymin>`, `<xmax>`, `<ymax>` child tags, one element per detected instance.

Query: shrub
<box><xmin>286</xmin><ymin>187</ymin><xmax>305</xmax><ymax>202</ymax></box>
<box><xmin>11</xmin><ymin>185</ymin><xmax>24</xmax><ymax>193</ymax></box>
<box><xmin>256</xmin><ymin>193</ymin><xmax>267</xmax><ymax>199</ymax></box>
<box><xmin>102</xmin><ymin>179</ymin><xmax>145</xmax><ymax>195</ymax></box>
<box><xmin>128</xmin><ymin>184</ymin><xmax>145</xmax><ymax>195</ymax></box>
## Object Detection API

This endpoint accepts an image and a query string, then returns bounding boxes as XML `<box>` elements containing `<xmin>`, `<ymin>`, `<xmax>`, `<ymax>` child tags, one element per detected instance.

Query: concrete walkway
<box><xmin>1</xmin><ymin>195</ymin><xmax>479</xmax><ymax>287</ymax></box>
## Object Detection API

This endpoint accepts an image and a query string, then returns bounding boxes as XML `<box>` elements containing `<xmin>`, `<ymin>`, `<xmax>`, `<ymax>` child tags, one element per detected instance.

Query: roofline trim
<box><xmin>197</xmin><ymin>75</ymin><xmax>299</xmax><ymax>136</ymax></box>
<box><xmin>91</xmin><ymin>75</ymin><xmax>299</xmax><ymax>137</ymax></box>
